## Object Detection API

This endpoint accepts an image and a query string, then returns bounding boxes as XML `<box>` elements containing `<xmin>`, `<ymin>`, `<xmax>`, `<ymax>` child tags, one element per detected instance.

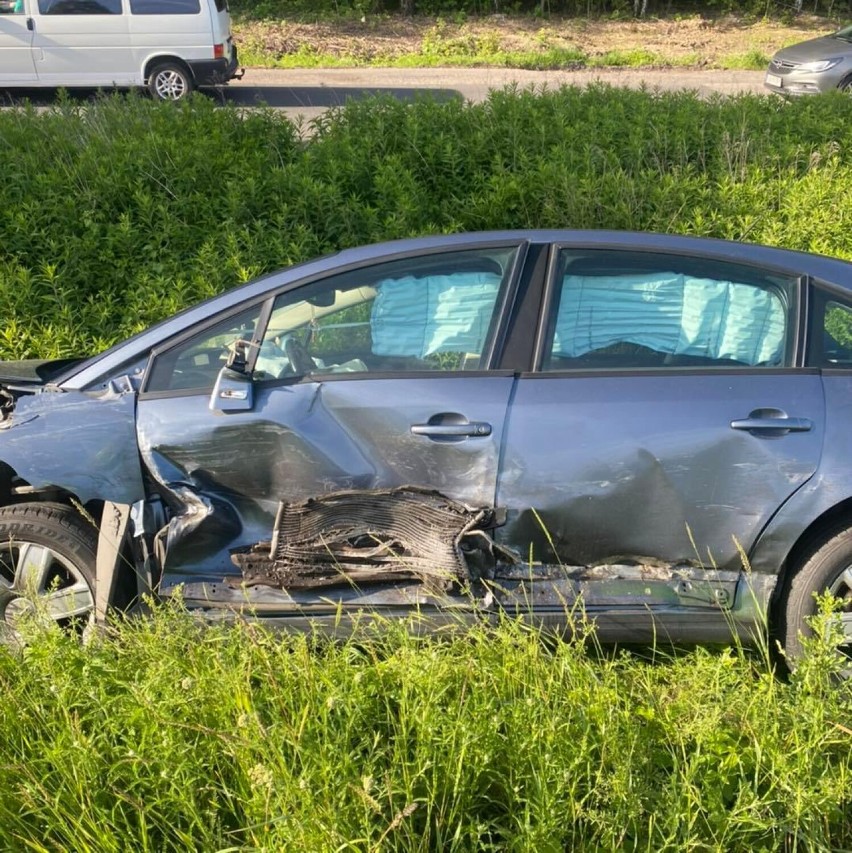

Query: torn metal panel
<box><xmin>136</xmin><ymin>375</ymin><xmax>513</xmax><ymax>577</ymax></box>
<box><xmin>231</xmin><ymin>486</ymin><xmax>498</xmax><ymax>592</ymax></box>
<box><xmin>156</xmin><ymin>484</ymin><xmax>241</xmax><ymax>570</ymax></box>
<box><xmin>0</xmin><ymin>382</ymin><xmax>144</xmax><ymax>505</ymax></box>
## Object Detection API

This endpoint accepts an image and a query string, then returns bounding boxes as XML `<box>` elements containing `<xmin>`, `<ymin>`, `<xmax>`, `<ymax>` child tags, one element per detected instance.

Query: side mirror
<box><xmin>210</xmin><ymin>341</ymin><xmax>254</xmax><ymax>413</ymax></box>
<box><xmin>210</xmin><ymin>365</ymin><xmax>254</xmax><ymax>413</ymax></box>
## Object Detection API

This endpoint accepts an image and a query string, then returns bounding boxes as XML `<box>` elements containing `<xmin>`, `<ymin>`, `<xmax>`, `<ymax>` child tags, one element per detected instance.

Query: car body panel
<box><xmin>496</xmin><ymin>371</ymin><xmax>825</xmax><ymax>578</ymax></box>
<box><xmin>137</xmin><ymin>374</ymin><xmax>515</xmax><ymax>577</ymax></box>
<box><xmin>0</xmin><ymin>383</ymin><xmax>144</xmax><ymax>505</ymax></box>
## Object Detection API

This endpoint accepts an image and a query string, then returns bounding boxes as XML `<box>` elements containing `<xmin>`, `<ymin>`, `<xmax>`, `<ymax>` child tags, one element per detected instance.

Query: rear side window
<box><xmin>130</xmin><ymin>0</ymin><xmax>200</xmax><ymax>12</ymax></box>
<box><xmin>543</xmin><ymin>249</ymin><xmax>795</xmax><ymax>370</ymax></box>
<box><xmin>39</xmin><ymin>0</ymin><xmax>120</xmax><ymax>12</ymax></box>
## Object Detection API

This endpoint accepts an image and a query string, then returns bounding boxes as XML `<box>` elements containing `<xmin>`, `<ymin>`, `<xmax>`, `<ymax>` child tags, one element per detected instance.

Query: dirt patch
<box><xmin>234</xmin><ymin>13</ymin><xmax>833</xmax><ymax>65</ymax></box>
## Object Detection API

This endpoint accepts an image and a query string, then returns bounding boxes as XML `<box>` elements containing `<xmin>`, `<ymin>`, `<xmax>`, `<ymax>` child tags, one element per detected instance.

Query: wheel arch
<box><xmin>768</xmin><ymin>495</ymin><xmax>852</xmax><ymax>617</ymax></box>
<box><xmin>143</xmin><ymin>55</ymin><xmax>196</xmax><ymax>84</ymax></box>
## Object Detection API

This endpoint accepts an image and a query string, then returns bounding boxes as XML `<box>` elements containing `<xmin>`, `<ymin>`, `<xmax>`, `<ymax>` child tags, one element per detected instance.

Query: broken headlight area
<box><xmin>230</xmin><ymin>486</ymin><xmax>506</xmax><ymax>593</ymax></box>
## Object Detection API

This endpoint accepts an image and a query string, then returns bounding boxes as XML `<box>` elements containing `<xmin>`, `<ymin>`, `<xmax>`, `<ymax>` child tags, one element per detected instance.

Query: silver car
<box><xmin>766</xmin><ymin>24</ymin><xmax>852</xmax><ymax>95</ymax></box>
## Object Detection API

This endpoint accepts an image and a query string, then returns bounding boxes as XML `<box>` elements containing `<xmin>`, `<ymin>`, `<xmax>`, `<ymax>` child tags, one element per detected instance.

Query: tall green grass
<box><xmin>0</xmin><ymin>604</ymin><xmax>849</xmax><ymax>850</ymax></box>
<box><xmin>3</xmin><ymin>88</ymin><xmax>852</xmax><ymax>362</ymax></box>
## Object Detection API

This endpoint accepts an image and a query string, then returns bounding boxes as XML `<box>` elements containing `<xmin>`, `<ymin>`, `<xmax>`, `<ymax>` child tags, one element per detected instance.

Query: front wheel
<box><xmin>148</xmin><ymin>62</ymin><xmax>194</xmax><ymax>101</ymax></box>
<box><xmin>779</xmin><ymin>525</ymin><xmax>852</xmax><ymax>668</ymax></box>
<box><xmin>0</xmin><ymin>503</ymin><xmax>97</xmax><ymax>636</ymax></box>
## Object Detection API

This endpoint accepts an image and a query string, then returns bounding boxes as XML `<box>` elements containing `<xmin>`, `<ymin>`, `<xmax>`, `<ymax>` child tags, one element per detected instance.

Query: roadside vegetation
<box><xmin>0</xmin><ymin>600</ymin><xmax>849</xmax><ymax>850</ymax></box>
<box><xmin>227</xmin><ymin>0</ymin><xmax>845</xmax><ymax>71</ymax></box>
<box><xmin>2</xmin><ymin>88</ymin><xmax>852</xmax><ymax>359</ymax></box>
<box><xmin>1</xmin><ymin>87</ymin><xmax>852</xmax><ymax>847</ymax></box>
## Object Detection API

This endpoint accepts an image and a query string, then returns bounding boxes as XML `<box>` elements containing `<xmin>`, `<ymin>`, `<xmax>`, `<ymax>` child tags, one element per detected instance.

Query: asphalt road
<box><xmin>223</xmin><ymin>66</ymin><xmax>768</xmax><ymax>122</ymax></box>
<box><xmin>0</xmin><ymin>66</ymin><xmax>767</xmax><ymax>117</ymax></box>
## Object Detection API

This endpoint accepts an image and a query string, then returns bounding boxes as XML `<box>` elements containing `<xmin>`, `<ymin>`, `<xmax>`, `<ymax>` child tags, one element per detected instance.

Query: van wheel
<box><xmin>0</xmin><ymin>502</ymin><xmax>97</xmax><ymax>637</ymax></box>
<box><xmin>779</xmin><ymin>525</ymin><xmax>852</xmax><ymax>671</ymax></box>
<box><xmin>148</xmin><ymin>62</ymin><xmax>194</xmax><ymax>101</ymax></box>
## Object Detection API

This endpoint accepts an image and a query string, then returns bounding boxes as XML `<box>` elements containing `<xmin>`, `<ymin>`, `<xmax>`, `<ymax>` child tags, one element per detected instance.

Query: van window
<box><xmin>130</xmin><ymin>0</ymin><xmax>200</xmax><ymax>12</ymax></box>
<box><xmin>39</xmin><ymin>0</ymin><xmax>120</xmax><ymax>12</ymax></box>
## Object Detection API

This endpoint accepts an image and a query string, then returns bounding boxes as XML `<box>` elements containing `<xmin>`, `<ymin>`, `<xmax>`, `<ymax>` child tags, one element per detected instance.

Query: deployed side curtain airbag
<box><xmin>553</xmin><ymin>273</ymin><xmax>786</xmax><ymax>365</ymax></box>
<box><xmin>370</xmin><ymin>273</ymin><xmax>501</xmax><ymax>358</ymax></box>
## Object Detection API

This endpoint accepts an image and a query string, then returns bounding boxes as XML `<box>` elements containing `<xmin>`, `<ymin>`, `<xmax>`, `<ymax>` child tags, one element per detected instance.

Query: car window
<box><xmin>38</xmin><ymin>0</ymin><xmax>120</xmax><ymax>12</ymax></box>
<box><xmin>146</xmin><ymin>305</ymin><xmax>262</xmax><ymax>392</ymax></box>
<box><xmin>129</xmin><ymin>0</ymin><xmax>200</xmax><ymax>13</ymax></box>
<box><xmin>819</xmin><ymin>300</ymin><xmax>852</xmax><ymax>367</ymax></box>
<box><xmin>255</xmin><ymin>246</ymin><xmax>518</xmax><ymax>380</ymax></box>
<box><xmin>542</xmin><ymin>250</ymin><xmax>795</xmax><ymax>370</ymax></box>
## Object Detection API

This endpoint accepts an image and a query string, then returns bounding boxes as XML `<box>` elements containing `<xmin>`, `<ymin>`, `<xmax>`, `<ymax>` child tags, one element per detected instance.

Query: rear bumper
<box><xmin>188</xmin><ymin>46</ymin><xmax>244</xmax><ymax>86</ymax></box>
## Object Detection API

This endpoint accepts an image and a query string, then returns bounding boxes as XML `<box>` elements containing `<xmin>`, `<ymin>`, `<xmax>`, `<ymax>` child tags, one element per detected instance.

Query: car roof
<box><xmin>59</xmin><ymin>230</ymin><xmax>852</xmax><ymax>390</ymax></box>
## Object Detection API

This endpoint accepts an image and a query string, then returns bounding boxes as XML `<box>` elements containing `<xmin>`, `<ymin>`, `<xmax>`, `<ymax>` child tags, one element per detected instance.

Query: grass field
<box><xmin>0</xmin><ymin>601</ymin><xmax>849</xmax><ymax>850</ymax></box>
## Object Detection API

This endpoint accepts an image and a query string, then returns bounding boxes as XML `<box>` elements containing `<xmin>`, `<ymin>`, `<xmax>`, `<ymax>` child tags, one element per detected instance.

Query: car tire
<box><xmin>0</xmin><ymin>502</ymin><xmax>97</xmax><ymax>633</ymax></box>
<box><xmin>148</xmin><ymin>62</ymin><xmax>194</xmax><ymax>101</ymax></box>
<box><xmin>779</xmin><ymin>524</ymin><xmax>852</xmax><ymax>666</ymax></box>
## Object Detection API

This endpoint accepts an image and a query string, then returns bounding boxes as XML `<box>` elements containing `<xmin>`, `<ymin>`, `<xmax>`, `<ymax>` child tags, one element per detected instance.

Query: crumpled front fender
<box><xmin>0</xmin><ymin>383</ymin><xmax>145</xmax><ymax>505</ymax></box>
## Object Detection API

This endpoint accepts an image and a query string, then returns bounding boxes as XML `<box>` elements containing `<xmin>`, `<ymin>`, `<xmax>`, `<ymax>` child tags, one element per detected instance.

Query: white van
<box><xmin>0</xmin><ymin>0</ymin><xmax>242</xmax><ymax>100</ymax></box>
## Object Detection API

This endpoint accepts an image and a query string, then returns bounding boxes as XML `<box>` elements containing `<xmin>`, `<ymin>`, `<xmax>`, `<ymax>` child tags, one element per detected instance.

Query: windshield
<box><xmin>833</xmin><ymin>24</ymin><xmax>852</xmax><ymax>42</ymax></box>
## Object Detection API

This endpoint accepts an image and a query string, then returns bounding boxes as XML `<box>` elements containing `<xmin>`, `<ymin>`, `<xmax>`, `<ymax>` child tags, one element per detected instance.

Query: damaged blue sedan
<box><xmin>1</xmin><ymin>230</ymin><xmax>851</xmax><ymax>664</ymax></box>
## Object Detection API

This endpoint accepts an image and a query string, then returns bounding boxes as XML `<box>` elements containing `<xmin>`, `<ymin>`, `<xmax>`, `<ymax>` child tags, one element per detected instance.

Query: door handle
<box><xmin>26</xmin><ymin>17</ymin><xmax>33</xmax><ymax>30</ymax></box>
<box><xmin>410</xmin><ymin>412</ymin><xmax>492</xmax><ymax>440</ymax></box>
<box><xmin>730</xmin><ymin>407</ymin><xmax>813</xmax><ymax>436</ymax></box>
<box><xmin>411</xmin><ymin>422</ymin><xmax>492</xmax><ymax>437</ymax></box>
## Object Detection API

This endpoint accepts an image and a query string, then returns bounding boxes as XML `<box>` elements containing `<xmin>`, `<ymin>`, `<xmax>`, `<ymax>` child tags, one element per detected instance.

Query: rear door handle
<box><xmin>731</xmin><ymin>407</ymin><xmax>813</xmax><ymax>436</ymax></box>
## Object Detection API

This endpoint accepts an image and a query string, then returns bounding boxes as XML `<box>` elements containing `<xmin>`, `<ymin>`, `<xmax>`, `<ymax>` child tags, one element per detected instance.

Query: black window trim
<box><xmin>806</xmin><ymin>277</ymin><xmax>852</xmax><ymax>370</ymax></box>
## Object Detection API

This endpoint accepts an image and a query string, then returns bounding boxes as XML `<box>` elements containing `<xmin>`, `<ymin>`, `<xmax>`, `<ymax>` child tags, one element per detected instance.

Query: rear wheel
<box><xmin>0</xmin><ymin>503</ymin><xmax>96</xmax><ymax>636</ymax></box>
<box><xmin>148</xmin><ymin>62</ymin><xmax>194</xmax><ymax>101</ymax></box>
<box><xmin>780</xmin><ymin>525</ymin><xmax>852</xmax><ymax>670</ymax></box>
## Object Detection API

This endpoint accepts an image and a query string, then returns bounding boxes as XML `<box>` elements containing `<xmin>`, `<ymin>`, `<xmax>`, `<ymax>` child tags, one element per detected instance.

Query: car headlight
<box><xmin>796</xmin><ymin>58</ymin><xmax>842</xmax><ymax>73</ymax></box>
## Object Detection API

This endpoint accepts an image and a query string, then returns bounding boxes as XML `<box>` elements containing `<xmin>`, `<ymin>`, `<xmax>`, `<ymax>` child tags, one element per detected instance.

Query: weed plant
<box><xmin>0</xmin><ymin>603</ymin><xmax>848</xmax><ymax>850</ymax></box>
<box><xmin>2</xmin><ymin>87</ymin><xmax>852</xmax><ymax>362</ymax></box>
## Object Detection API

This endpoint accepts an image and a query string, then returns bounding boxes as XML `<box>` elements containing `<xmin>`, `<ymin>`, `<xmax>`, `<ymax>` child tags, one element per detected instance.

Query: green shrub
<box><xmin>3</xmin><ymin>88</ymin><xmax>852</xmax><ymax>360</ymax></box>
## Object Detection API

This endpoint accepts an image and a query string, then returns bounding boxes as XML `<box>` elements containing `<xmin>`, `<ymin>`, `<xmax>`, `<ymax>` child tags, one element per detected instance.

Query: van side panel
<box><xmin>129</xmin><ymin>3</ymin><xmax>214</xmax><ymax>73</ymax></box>
<box><xmin>32</xmin><ymin>1</ymin><xmax>136</xmax><ymax>85</ymax></box>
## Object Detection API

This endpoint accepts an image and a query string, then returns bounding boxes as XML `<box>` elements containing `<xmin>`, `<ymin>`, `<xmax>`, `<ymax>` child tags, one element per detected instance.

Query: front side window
<box><xmin>542</xmin><ymin>250</ymin><xmax>795</xmax><ymax>370</ymax></box>
<box><xmin>39</xmin><ymin>0</ymin><xmax>120</xmax><ymax>12</ymax></box>
<box><xmin>254</xmin><ymin>246</ymin><xmax>518</xmax><ymax>380</ymax></box>
<box><xmin>146</xmin><ymin>305</ymin><xmax>262</xmax><ymax>392</ymax></box>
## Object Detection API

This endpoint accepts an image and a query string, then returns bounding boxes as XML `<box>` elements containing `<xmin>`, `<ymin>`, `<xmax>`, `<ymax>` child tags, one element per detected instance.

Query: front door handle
<box><xmin>411</xmin><ymin>422</ymin><xmax>492</xmax><ymax>437</ymax></box>
<box><xmin>26</xmin><ymin>16</ymin><xmax>34</xmax><ymax>30</ymax></box>
<box><xmin>731</xmin><ymin>407</ymin><xmax>813</xmax><ymax>436</ymax></box>
<box><xmin>410</xmin><ymin>412</ymin><xmax>492</xmax><ymax>440</ymax></box>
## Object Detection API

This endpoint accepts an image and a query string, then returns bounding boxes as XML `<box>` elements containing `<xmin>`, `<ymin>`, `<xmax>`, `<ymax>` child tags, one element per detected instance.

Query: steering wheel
<box><xmin>284</xmin><ymin>336</ymin><xmax>316</xmax><ymax>376</ymax></box>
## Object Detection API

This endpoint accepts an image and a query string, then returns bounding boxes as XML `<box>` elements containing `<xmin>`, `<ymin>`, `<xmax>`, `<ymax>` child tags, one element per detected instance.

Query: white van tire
<box><xmin>148</xmin><ymin>62</ymin><xmax>195</xmax><ymax>101</ymax></box>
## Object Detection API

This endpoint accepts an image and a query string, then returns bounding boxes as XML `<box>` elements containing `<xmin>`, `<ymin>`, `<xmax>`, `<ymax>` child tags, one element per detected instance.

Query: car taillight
<box><xmin>213</xmin><ymin>43</ymin><xmax>225</xmax><ymax>59</ymax></box>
